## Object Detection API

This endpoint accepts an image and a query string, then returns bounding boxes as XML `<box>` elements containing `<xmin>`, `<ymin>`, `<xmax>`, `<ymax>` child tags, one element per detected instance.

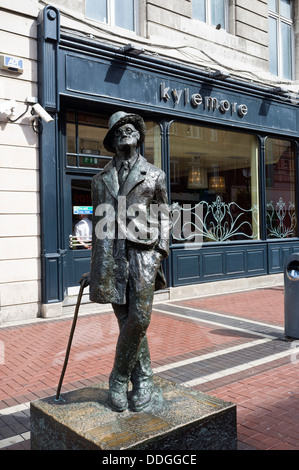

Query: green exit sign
<box><xmin>83</xmin><ymin>156</ymin><xmax>98</xmax><ymax>164</ymax></box>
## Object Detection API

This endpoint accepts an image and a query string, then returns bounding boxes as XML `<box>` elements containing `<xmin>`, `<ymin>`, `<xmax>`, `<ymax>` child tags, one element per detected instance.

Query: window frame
<box><xmin>85</xmin><ymin>0</ymin><xmax>139</xmax><ymax>33</ymax></box>
<box><xmin>268</xmin><ymin>0</ymin><xmax>294</xmax><ymax>80</ymax></box>
<box><xmin>193</xmin><ymin>0</ymin><xmax>229</xmax><ymax>30</ymax></box>
<box><xmin>265</xmin><ymin>136</ymin><xmax>297</xmax><ymax>239</ymax></box>
<box><xmin>65</xmin><ymin>110</ymin><xmax>162</xmax><ymax>174</ymax></box>
<box><xmin>168</xmin><ymin>120</ymin><xmax>261</xmax><ymax>245</ymax></box>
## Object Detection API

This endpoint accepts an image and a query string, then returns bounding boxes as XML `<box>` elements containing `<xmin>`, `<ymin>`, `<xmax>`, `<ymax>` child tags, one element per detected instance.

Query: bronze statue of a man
<box><xmin>83</xmin><ymin>111</ymin><xmax>169</xmax><ymax>412</ymax></box>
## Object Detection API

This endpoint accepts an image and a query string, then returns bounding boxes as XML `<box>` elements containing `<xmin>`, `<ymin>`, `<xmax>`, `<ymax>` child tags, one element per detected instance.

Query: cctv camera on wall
<box><xmin>32</xmin><ymin>103</ymin><xmax>54</xmax><ymax>123</ymax></box>
<box><xmin>0</xmin><ymin>97</ymin><xmax>54</xmax><ymax>131</ymax></box>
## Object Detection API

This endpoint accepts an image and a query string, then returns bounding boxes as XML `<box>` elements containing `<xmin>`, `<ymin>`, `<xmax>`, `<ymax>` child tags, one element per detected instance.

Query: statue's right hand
<box><xmin>79</xmin><ymin>272</ymin><xmax>90</xmax><ymax>288</ymax></box>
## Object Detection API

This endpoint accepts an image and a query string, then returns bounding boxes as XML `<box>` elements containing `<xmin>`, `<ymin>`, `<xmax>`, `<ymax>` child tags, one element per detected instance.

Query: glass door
<box><xmin>62</xmin><ymin>109</ymin><xmax>165</xmax><ymax>295</ymax></box>
<box><xmin>64</xmin><ymin>176</ymin><xmax>93</xmax><ymax>292</ymax></box>
<box><xmin>63</xmin><ymin>110</ymin><xmax>113</xmax><ymax>293</ymax></box>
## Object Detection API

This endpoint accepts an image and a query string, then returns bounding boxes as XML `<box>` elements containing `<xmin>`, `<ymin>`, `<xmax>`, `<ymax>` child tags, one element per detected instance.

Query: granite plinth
<box><xmin>30</xmin><ymin>377</ymin><xmax>237</xmax><ymax>450</ymax></box>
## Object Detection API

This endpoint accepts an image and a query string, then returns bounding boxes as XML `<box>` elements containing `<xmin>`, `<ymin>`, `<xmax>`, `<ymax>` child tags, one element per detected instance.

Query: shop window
<box><xmin>193</xmin><ymin>0</ymin><xmax>228</xmax><ymax>29</ymax></box>
<box><xmin>269</xmin><ymin>0</ymin><xmax>293</xmax><ymax>79</ymax></box>
<box><xmin>143</xmin><ymin>121</ymin><xmax>162</xmax><ymax>169</ymax></box>
<box><xmin>265</xmin><ymin>138</ymin><xmax>297</xmax><ymax>238</ymax></box>
<box><xmin>66</xmin><ymin>111</ymin><xmax>114</xmax><ymax>170</ymax></box>
<box><xmin>169</xmin><ymin>122</ymin><xmax>260</xmax><ymax>244</ymax></box>
<box><xmin>85</xmin><ymin>0</ymin><xmax>137</xmax><ymax>32</ymax></box>
<box><xmin>66</xmin><ymin>111</ymin><xmax>161</xmax><ymax>170</ymax></box>
<box><xmin>66</xmin><ymin>112</ymin><xmax>161</xmax><ymax>250</ymax></box>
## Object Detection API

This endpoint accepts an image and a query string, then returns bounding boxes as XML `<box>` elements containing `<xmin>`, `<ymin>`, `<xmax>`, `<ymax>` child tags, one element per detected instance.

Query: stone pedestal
<box><xmin>30</xmin><ymin>377</ymin><xmax>237</xmax><ymax>450</ymax></box>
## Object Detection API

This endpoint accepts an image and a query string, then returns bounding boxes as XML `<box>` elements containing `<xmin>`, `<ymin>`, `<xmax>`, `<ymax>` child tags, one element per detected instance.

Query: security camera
<box><xmin>32</xmin><ymin>103</ymin><xmax>54</xmax><ymax>123</ymax></box>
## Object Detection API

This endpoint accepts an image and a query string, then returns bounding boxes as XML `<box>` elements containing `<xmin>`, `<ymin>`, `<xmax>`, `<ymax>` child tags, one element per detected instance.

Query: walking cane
<box><xmin>55</xmin><ymin>281</ymin><xmax>86</xmax><ymax>401</ymax></box>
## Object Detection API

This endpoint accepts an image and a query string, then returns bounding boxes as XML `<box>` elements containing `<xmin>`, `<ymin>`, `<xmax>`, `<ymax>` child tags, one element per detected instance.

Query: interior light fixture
<box><xmin>188</xmin><ymin>156</ymin><xmax>208</xmax><ymax>189</ymax></box>
<box><xmin>209</xmin><ymin>175</ymin><xmax>226</xmax><ymax>193</ymax></box>
<box><xmin>120</xmin><ymin>43</ymin><xmax>144</xmax><ymax>56</ymax></box>
<box><xmin>209</xmin><ymin>165</ymin><xmax>226</xmax><ymax>194</ymax></box>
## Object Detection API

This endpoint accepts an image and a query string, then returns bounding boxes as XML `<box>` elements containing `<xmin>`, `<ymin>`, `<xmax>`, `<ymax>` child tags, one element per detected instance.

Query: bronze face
<box><xmin>113</xmin><ymin>123</ymin><xmax>140</xmax><ymax>154</ymax></box>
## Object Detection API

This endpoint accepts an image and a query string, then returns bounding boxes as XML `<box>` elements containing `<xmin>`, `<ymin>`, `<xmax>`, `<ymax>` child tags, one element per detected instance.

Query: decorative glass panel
<box><xmin>169</xmin><ymin>123</ymin><xmax>260</xmax><ymax>244</ymax></box>
<box><xmin>265</xmin><ymin>139</ymin><xmax>297</xmax><ymax>238</ymax></box>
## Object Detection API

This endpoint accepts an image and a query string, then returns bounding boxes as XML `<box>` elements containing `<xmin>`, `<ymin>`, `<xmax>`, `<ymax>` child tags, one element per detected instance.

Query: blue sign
<box><xmin>73</xmin><ymin>206</ymin><xmax>93</xmax><ymax>214</ymax></box>
<box><xmin>0</xmin><ymin>55</ymin><xmax>24</xmax><ymax>73</ymax></box>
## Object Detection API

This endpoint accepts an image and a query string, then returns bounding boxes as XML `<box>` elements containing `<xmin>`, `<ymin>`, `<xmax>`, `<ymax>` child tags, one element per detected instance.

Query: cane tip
<box><xmin>54</xmin><ymin>396</ymin><xmax>65</xmax><ymax>403</ymax></box>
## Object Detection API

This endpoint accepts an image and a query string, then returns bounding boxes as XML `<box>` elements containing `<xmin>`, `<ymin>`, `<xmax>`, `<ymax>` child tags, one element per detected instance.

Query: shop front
<box><xmin>38</xmin><ymin>6</ymin><xmax>299</xmax><ymax>311</ymax></box>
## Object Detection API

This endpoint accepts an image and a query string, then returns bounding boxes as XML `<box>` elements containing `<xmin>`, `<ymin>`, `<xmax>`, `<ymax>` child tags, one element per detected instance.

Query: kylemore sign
<box><xmin>65</xmin><ymin>54</ymin><xmax>297</xmax><ymax>134</ymax></box>
<box><xmin>160</xmin><ymin>82</ymin><xmax>248</xmax><ymax>118</ymax></box>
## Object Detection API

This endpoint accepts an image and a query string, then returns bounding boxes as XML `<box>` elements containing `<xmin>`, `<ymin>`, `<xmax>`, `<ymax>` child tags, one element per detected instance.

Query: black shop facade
<box><xmin>38</xmin><ymin>6</ymin><xmax>299</xmax><ymax>314</ymax></box>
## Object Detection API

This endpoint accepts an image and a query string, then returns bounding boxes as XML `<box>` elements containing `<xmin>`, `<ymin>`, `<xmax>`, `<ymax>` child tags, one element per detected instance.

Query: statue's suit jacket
<box><xmin>89</xmin><ymin>154</ymin><xmax>169</xmax><ymax>305</ymax></box>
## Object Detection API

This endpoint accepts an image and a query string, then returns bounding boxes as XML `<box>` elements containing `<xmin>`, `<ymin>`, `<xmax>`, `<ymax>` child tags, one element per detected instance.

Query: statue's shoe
<box><xmin>130</xmin><ymin>387</ymin><xmax>152</xmax><ymax>412</ymax></box>
<box><xmin>108</xmin><ymin>373</ymin><xmax>128</xmax><ymax>412</ymax></box>
<box><xmin>108</xmin><ymin>387</ymin><xmax>128</xmax><ymax>412</ymax></box>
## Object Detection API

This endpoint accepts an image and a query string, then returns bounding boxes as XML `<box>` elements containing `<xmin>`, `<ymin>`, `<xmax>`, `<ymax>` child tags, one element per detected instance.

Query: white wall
<box><xmin>0</xmin><ymin>1</ymin><xmax>40</xmax><ymax>323</ymax></box>
<box><xmin>41</xmin><ymin>0</ymin><xmax>289</xmax><ymax>87</ymax></box>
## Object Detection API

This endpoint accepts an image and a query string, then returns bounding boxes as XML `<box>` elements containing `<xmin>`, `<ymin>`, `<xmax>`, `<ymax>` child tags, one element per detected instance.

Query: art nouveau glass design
<box><xmin>265</xmin><ymin>138</ymin><xmax>297</xmax><ymax>238</ymax></box>
<box><xmin>169</xmin><ymin>122</ymin><xmax>260</xmax><ymax>244</ymax></box>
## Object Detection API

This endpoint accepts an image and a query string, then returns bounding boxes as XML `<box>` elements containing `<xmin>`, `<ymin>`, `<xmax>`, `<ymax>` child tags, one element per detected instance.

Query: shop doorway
<box><xmin>62</xmin><ymin>109</ymin><xmax>168</xmax><ymax>298</ymax></box>
<box><xmin>64</xmin><ymin>176</ymin><xmax>93</xmax><ymax>293</ymax></box>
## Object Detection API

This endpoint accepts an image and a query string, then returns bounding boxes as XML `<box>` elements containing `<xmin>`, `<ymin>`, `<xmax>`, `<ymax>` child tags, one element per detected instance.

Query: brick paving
<box><xmin>1</xmin><ymin>284</ymin><xmax>299</xmax><ymax>450</ymax></box>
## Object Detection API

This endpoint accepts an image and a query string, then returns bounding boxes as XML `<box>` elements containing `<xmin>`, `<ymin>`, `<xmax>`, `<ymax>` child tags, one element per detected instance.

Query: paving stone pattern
<box><xmin>1</xmin><ymin>286</ymin><xmax>299</xmax><ymax>450</ymax></box>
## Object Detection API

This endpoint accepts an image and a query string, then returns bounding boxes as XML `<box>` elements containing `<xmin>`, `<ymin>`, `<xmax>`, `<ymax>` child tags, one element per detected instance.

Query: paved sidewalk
<box><xmin>1</xmin><ymin>284</ymin><xmax>298</xmax><ymax>450</ymax></box>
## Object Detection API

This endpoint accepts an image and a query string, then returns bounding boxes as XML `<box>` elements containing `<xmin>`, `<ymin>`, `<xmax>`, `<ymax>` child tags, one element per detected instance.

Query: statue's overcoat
<box><xmin>89</xmin><ymin>155</ymin><xmax>169</xmax><ymax>305</ymax></box>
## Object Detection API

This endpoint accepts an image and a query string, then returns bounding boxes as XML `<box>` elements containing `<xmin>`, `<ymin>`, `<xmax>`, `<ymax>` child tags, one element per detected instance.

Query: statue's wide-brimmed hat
<box><xmin>103</xmin><ymin>111</ymin><xmax>147</xmax><ymax>153</ymax></box>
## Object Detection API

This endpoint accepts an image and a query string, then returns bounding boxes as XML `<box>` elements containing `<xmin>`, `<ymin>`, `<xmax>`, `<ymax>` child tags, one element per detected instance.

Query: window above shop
<box><xmin>193</xmin><ymin>0</ymin><xmax>228</xmax><ymax>30</ymax></box>
<box><xmin>85</xmin><ymin>0</ymin><xmax>138</xmax><ymax>32</ymax></box>
<box><xmin>268</xmin><ymin>0</ymin><xmax>294</xmax><ymax>80</ymax></box>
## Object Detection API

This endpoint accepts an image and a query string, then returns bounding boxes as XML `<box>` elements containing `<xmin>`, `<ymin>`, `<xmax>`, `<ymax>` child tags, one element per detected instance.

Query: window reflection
<box><xmin>265</xmin><ymin>138</ymin><xmax>297</xmax><ymax>238</ymax></box>
<box><xmin>66</xmin><ymin>112</ymin><xmax>114</xmax><ymax>169</ymax></box>
<box><xmin>66</xmin><ymin>113</ymin><xmax>161</xmax><ymax>170</ymax></box>
<box><xmin>144</xmin><ymin>121</ymin><xmax>162</xmax><ymax>168</ymax></box>
<box><xmin>70</xmin><ymin>180</ymin><xmax>92</xmax><ymax>250</ymax></box>
<box><xmin>169</xmin><ymin>122</ymin><xmax>260</xmax><ymax>243</ymax></box>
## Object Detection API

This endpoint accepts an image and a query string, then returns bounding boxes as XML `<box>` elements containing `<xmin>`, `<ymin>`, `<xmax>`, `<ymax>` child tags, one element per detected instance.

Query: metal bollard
<box><xmin>284</xmin><ymin>253</ymin><xmax>299</xmax><ymax>339</ymax></box>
